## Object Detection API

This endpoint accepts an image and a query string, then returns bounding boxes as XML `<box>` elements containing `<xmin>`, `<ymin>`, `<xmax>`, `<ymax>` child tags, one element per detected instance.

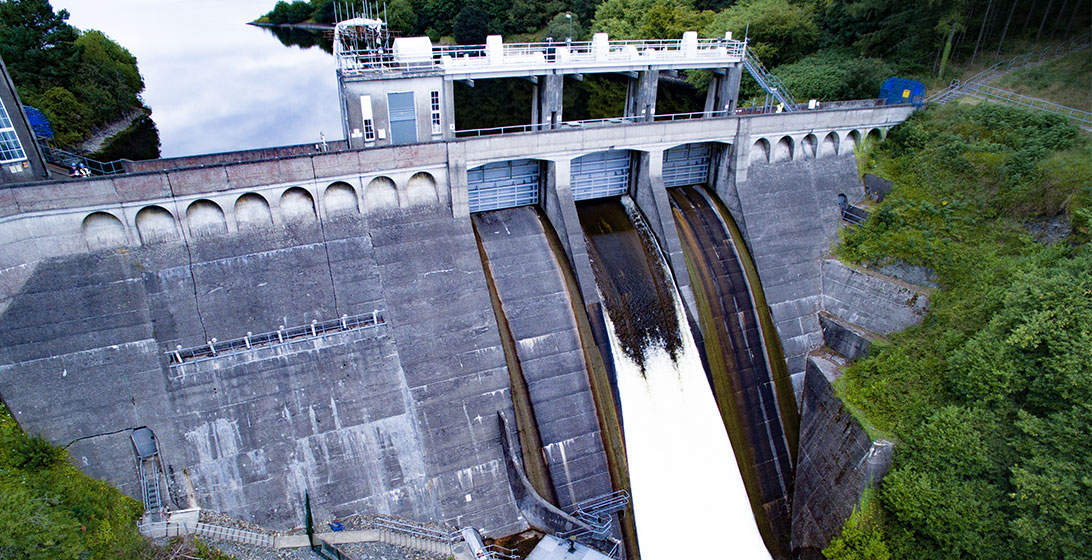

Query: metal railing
<box><xmin>138</xmin><ymin>521</ymin><xmax>276</xmax><ymax>547</ymax></box>
<box><xmin>842</xmin><ymin>204</ymin><xmax>869</xmax><ymax>227</ymax></box>
<box><xmin>339</xmin><ymin>36</ymin><xmax>747</xmax><ymax>76</ymax></box>
<box><xmin>482</xmin><ymin>544</ymin><xmax>520</xmax><ymax>559</ymax></box>
<box><xmin>372</xmin><ymin>515</ymin><xmax>460</xmax><ymax>545</ymax></box>
<box><xmin>137</xmin><ymin>459</ymin><xmax>164</xmax><ymax>515</ymax></box>
<box><xmin>454</xmin><ymin>98</ymin><xmax>891</xmax><ymax>138</ymax></box>
<box><xmin>743</xmin><ymin>48</ymin><xmax>797</xmax><ymax>110</ymax></box>
<box><xmin>39</xmin><ymin>143</ymin><xmax>126</xmax><ymax>176</ymax></box>
<box><xmin>927</xmin><ymin>31</ymin><xmax>1091</xmax><ymax>104</ymax></box>
<box><xmin>554</xmin><ymin>489</ymin><xmax>629</xmax><ymax>558</ymax></box>
<box><xmin>455</xmin><ymin>109</ymin><xmax>736</xmax><ymax>137</ymax></box>
<box><xmin>166</xmin><ymin>310</ymin><xmax>386</xmax><ymax>366</ymax></box>
<box><xmin>962</xmin><ymin>83</ymin><xmax>1092</xmax><ymax>128</ymax></box>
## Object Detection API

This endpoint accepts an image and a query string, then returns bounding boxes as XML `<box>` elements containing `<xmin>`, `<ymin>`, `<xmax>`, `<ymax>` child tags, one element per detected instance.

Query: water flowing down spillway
<box><xmin>578</xmin><ymin>199</ymin><xmax>772</xmax><ymax>560</ymax></box>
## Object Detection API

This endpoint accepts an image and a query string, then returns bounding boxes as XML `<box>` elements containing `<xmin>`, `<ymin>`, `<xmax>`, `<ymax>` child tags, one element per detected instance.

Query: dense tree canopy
<box><xmin>0</xmin><ymin>0</ymin><xmax>149</xmax><ymax>148</ymax></box>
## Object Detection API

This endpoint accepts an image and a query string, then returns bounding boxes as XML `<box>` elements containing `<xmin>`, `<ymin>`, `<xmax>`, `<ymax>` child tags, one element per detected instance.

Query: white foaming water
<box><xmin>603</xmin><ymin>296</ymin><xmax>772</xmax><ymax>560</ymax></box>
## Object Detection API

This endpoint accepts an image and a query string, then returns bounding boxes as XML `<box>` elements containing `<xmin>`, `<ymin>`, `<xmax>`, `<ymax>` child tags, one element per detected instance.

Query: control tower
<box><xmin>334</xmin><ymin>19</ymin><xmax>747</xmax><ymax>149</ymax></box>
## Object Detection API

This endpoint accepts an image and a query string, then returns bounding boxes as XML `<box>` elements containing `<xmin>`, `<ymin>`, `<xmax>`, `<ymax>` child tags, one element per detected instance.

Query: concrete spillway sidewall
<box><xmin>696</xmin><ymin>187</ymin><xmax>799</xmax><ymax>453</ymax></box>
<box><xmin>537</xmin><ymin>207</ymin><xmax>640</xmax><ymax>560</ymax></box>
<box><xmin>668</xmin><ymin>185</ymin><xmax>795</xmax><ymax>559</ymax></box>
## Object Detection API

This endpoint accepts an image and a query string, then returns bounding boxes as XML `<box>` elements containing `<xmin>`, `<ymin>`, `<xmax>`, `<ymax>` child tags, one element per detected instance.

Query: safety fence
<box><xmin>166</xmin><ymin>310</ymin><xmax>385</xmax><ymax>366</ymax></box>
<box><xmin>927</xmin><ymin>32</ymin><xmax>1091</xmax><ymax>104</ymax></box>
<box><xmin>39</xmin><ymin>143</ymin><xmax>126</xmax><ymax>176</ymax></box>
<box><xmin>961</xmin><ymin>82</ymin><xmax>1091</xmax><ymax>128</ymax></box>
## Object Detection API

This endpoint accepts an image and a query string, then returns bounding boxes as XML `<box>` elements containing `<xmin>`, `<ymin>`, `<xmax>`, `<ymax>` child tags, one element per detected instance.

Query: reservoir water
<box><xmin>52</xmin><ymin>0</ymin><xmax>341</xmax><ymax>157</ymax></box>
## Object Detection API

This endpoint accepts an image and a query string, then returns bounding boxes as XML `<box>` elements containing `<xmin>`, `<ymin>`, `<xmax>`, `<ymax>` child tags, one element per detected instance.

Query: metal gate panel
<box><xmin>467</xmin><ymin>159</ymin><xmax>540</xmax><ymax>212</ymax></box>
<box><xmin>663</xmin><ymin>143</ymin><xmax>712</xmax><ymax>187</ymax></box>
<box><xmin>571</xmin><ymin>150</ymin><xmax>631</xmax><ymax>201</ymax></box>
<box><xmin>387</xmin><ymin>92</ymin><xmax>417</xmax><ymax>145</ymax></box>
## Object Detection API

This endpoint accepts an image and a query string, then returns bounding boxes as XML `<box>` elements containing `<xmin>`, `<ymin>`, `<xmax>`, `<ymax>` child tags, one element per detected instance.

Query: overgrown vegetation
<box><xmin>0</xmin><ymin>403</ymin><xmax>146</xmax><ymax>558</ymax></box>
<box><xmin>0</xmin><ymin>0</ymin><xmax>158</xmax><ymax>154</ymax></box>
<box><xmin>0</xmin><ymin>404</ymin><xmax>237</xmax><ymax>559</ymax></box>
<box><xmin>826</xmin><ymin>103</ymin><xmax>1092</xmax><ymax>559</ymax></box>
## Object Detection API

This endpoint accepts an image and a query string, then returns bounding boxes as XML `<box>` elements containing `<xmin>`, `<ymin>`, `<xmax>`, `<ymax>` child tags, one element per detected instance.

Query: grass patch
<box><xmin>995</xmin><ymin>50</ymin><xmax>1092</xmax><ymax>111</ymax></box>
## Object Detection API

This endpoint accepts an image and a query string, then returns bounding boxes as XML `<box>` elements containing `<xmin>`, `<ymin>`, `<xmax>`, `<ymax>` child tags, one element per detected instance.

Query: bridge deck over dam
<box><xmin>0</xmin><ymin>102</ymin><xmax>914</xmax><ymax>550</ymax></box>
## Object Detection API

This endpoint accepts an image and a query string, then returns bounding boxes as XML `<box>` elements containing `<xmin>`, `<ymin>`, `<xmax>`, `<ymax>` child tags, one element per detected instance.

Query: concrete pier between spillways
<box><xmin>0</xmin><ymin>105</ymin><xmax>914</xmax><ymax>545</ymax></box>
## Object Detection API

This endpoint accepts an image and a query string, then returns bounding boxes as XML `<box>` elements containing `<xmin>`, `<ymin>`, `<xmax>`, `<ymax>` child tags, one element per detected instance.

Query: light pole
<box><xmin>565</xmin><ymin>13</ymin><xmax>573</xmax><ymax>42</ymax></box>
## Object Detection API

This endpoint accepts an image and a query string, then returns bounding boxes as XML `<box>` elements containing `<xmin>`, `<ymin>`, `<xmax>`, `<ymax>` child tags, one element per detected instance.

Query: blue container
<box><xmin>878</xmin><ymin>78</ymin><xmax>926</xmax><ymax>107</ymax></box>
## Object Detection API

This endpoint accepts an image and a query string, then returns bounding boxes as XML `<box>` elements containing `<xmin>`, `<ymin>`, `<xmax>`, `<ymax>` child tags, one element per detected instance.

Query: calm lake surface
<box><xmin>53</xmin><ymin>0</ymin><xmax>341</xmax><ymax>158</ymax></box>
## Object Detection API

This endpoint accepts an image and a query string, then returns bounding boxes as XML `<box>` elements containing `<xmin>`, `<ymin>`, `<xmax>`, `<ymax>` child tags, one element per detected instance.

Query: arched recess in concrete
<box><xmin>750</xmin><ymin>138</ymin><xmax>770</xmax><ymax>165</ymax></box>
<box><xmin>82</xmin><ymin>212</ymin><xmax>126</xmax><ymax>250</ymax></box>
<box><xmin>325</xmin><ymin>182</ymin><xmax>359</xmax><ymax>216</ymax></box>
<box><xmin>820</xmin><ymin>132</ymin><xmax>839</xmax><ymax>158</ymax></box>
<box><xmin>801</xmin><ymin>134</ymin><xmax>818</xmax><ymax>160</ymax></box>
<box><xmin>235</xmin><ymin>193</ymin><xmax>273</xmax><ymax>230</ymax></box>
<box><xmin>365</xmin><ymin>176</ymin><xmax>399</xmax><ymax>212</ymax></box>
<box><xmin>406</xmin><ymin>172</ymin><xmax>439</xmax><ymax>206</ymax></box>
<box><xmin>845</xmin><ymin>130</ymin><xmax>861</xmax><ymax>153</ymax></box>
<box><xmin>281</xmin><ymin>187</ymin><xmax>317</xmax><ymax>223</ymax></box>
<box><xmin>866</xmin><ymin>128</ymin><xmax>883</xmax><ymax>146</ymax></box>
<box><xmin>773</xmin><ymin>136</ymin><xmax>793</xmax><ymax>162</ymax></box>
<box><xmin>186</xmin><ymin>199</ymin><xmax>227</xmax><ymax>238</ymax></box>
<box><xmin>135</xmin><ymin>205</ymin><xmax>178</xmax><ymax>245</ymax></box>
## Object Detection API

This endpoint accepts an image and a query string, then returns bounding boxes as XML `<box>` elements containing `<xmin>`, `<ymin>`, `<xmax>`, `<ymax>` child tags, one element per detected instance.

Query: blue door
<box><xmin>387</xmin><ymin>92</ymin><xmax>417</xmax><ymax>145</ymax></box>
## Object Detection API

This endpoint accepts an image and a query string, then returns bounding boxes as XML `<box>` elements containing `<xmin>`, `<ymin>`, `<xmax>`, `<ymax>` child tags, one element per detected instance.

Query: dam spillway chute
<box><xmin>468</xmin><ymin>159</ymin><xmax>541</xmax><ymax>213</ymax></box>
<box><xmin>578</xmin><ymin>199</ymin><xmax>771</xmax><ymax>559</ymax></box>
<box><xmin>571</xmin><ymin>150</ymin><xmax>631</xmax><ymax>201</ymax></box>
<box><xmin>662</xmin><ymin>142</ymin><xmax>713</xmax><ymax>188</ymax></box>
<box><xmin>669</xmin><ymin>185</ymin><xmax>797</xmax><ymax>558</ymax></box>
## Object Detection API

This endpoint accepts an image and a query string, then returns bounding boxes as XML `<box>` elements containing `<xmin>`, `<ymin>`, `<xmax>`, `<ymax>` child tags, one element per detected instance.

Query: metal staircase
<box><xmin>742</xmin><ymin>47</ymin><xmax>798</xmax><ymax>111</ymax></box>
<box><xmin>557</xmin><ymin>490</ymin><xmax>630</xmax><ymax>557</ymax></box>
<box><xmin>131</xmin><ymin>427</ymin><xmax>168</xmax><ymax>521</ymax></box>
<box><xmin>372</xmin><ymin>515</ymin><xmax>460</xmax><ymax>555</ymax></box>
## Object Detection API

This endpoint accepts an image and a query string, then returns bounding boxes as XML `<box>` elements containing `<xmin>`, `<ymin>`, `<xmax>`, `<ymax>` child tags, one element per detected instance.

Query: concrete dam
<box><xmin>0</xmin><ymin>26</ymin><xmax>923</xmax><ymax>559</ymax></box>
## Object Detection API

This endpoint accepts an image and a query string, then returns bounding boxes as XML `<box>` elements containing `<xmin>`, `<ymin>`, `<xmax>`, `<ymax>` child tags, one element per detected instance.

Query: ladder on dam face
<box><xmin>131</xmin><ymin>427</ymin><xmax>167</xmax><ymax>519</ymax></box>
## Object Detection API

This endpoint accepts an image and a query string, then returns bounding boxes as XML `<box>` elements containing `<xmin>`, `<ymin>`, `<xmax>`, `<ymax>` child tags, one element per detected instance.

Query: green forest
<box><xmin>0</xmin><ymin>0</ymin><xmax>157</xmax><ymax>156</ymax></box>
<box><xmin>259</xmin><ymin>0</ymin><xmax>1091</xmax><ymax>104</ymax></box>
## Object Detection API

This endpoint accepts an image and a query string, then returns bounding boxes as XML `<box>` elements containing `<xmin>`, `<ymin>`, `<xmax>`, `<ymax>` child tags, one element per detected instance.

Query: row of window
<box><xmin>0</xmin><ymin>98</ymin><xmax>27</xmax><ymax>164</ymax></box>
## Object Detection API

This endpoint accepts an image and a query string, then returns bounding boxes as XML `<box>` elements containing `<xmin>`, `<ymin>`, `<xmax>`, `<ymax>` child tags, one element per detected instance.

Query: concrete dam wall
<box><xmin>0</xmin><ymin>107</ymin><xmax>916</xmax><ymax>555</ymax></box>
<box><xmin>0</xmin><ymin>192</ymin><xmax>528</xmax><ymax>534</ymax></box>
